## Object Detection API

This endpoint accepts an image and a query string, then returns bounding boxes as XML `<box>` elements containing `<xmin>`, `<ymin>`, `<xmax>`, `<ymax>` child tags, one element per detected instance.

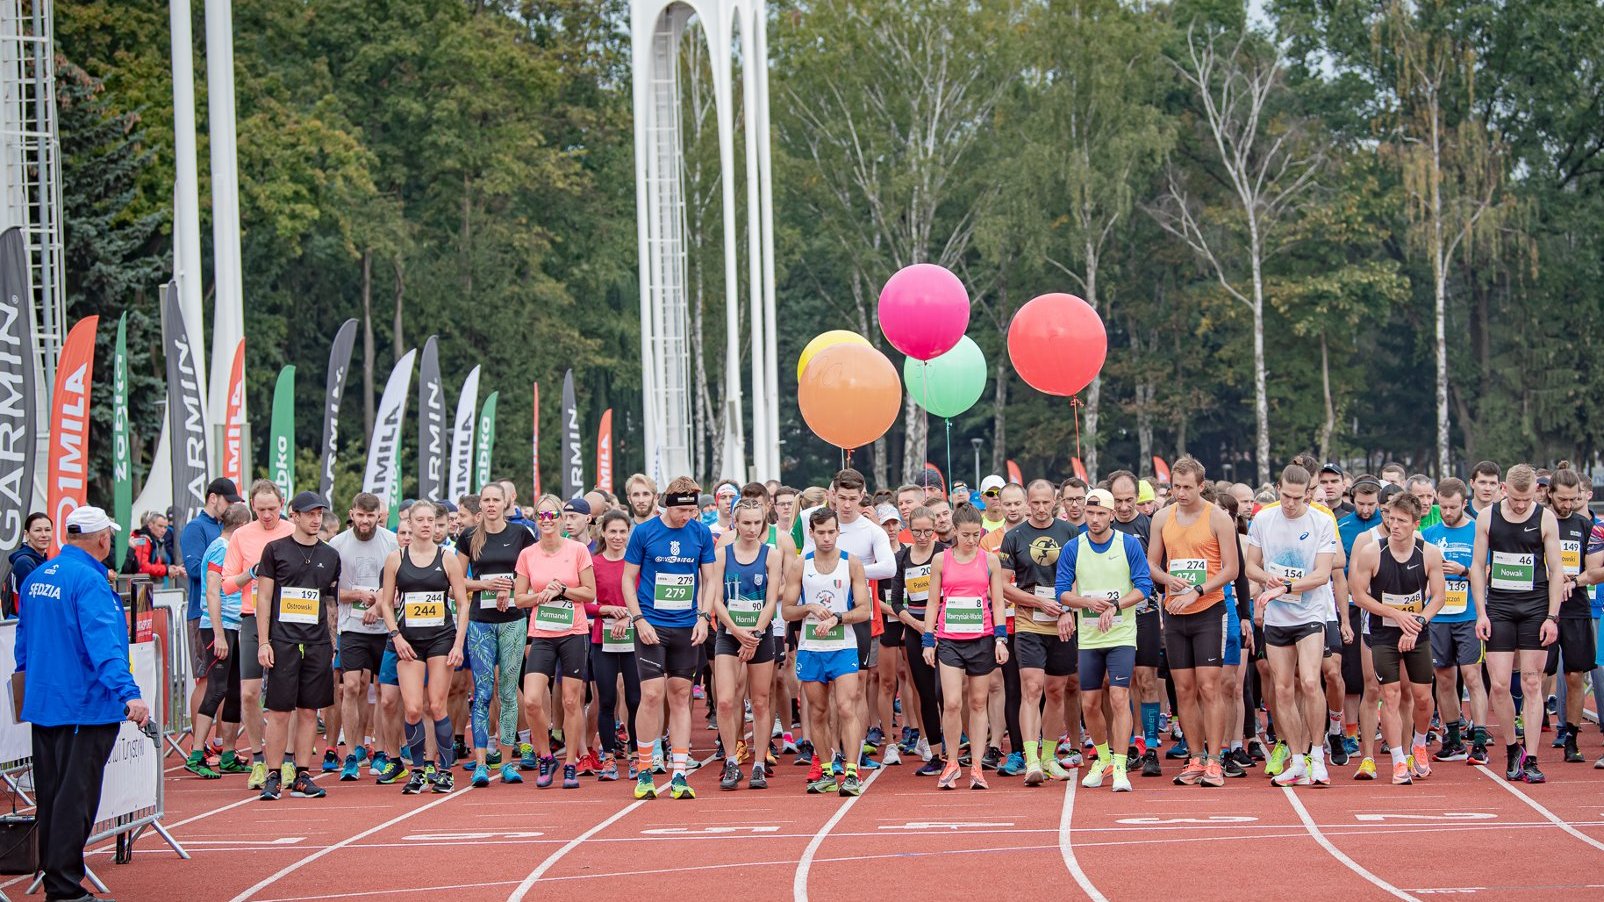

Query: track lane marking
<box><xmin>1281</xmin><ymin>787</ymin><xmax>1420</xmax><ymax>901</ymax></box>
<box><xmin>793</xmin><ymin>767</ymin><xmax>883</xmax><ymax>901</ymax></box>
<box><xmin>1057</xmin><ymin>776</ymin><xmax>1107</xmax><ymax>902</ymax></box>
<box><xmin>504</xmin><ymin>779</ymin><xmax>669</xmax><ymax>901</ymax></box>
<box><xmin>1472</xmin><ymin>764</ymin><xmax>1604</xmax><ymax>853</ymax></box>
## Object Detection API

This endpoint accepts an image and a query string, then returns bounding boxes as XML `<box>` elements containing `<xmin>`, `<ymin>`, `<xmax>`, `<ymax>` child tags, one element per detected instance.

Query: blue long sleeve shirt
<box><xmin>14</xmin><ymin>544</ymin><xmax>140</xmax><ymax>726</ymax></box>
<box><xmin>180</xmin><ymin>511</ymin><xmax>222</xmax><ymax>620</ymax></box>
<box><xmin>1054</xmin><ymin>531</ymin><xmax>1154</xmax><ymax>600</ymax></box>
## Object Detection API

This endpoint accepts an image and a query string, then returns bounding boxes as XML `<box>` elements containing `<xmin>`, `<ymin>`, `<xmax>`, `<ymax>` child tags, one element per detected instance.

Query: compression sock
<box><xmin>1447</xmin><ymin>720</ymin><xmax>1463</xmax><ymax>746</ymax></box>
<box><xmin>1024</xmin><ymin>740</ymin><xmax>1040</xmax><ymax>766</ymax></box>
<box><xmin>1141</xmin><ymin>703</ymin><xmax>1161</xmax><ymax>747</ymax></box>
<box><xmin>1328</xmin><ymin>710</ymin><xmax>1343</xmax><ymax>737</ymax></box>
<box><xmin>637</xmin><ymin>741</ymin><xmax>654</xmax><ymax>775</ymax></box>
<box><xmin>672</xmin><ymin>747</ymin><xmax>689</xmax><ymax>778</ymax></box>
<box><xmin>435</xmin><ymin>717</ymin><xmax>456</xmax><ymax>769</ymax></box>
<box><xmin>1095</xmin><ymin>742</ymin><xmax>1111</xmax><ymax>764</ymax></box>
<box><xmin>405</xmin><ymin>720</ymin><xmax>428</xmax><ymax>769</ymax></box>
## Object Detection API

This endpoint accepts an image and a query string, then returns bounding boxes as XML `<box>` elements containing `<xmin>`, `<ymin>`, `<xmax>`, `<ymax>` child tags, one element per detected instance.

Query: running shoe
<box><xmin>651</xmin><ymin>745</ymin><xmax>666</xmax><ymax>774</ymax></box>
<box><xmin>247</xmin><ymin>761</ymin><xmax>268</xmax><ymax>790</ymax></box>
<box><xmin>1410</xmin><ymin>746</ymin><xmax>1432</xmax><ymax>779</ymax></box>
<box><xmin>793</xmin><ymin>740</ymin><xmax>815</xmax><ymax>767</ymax></box>
<box><xmin>782</xmin><ymin>734</ymin><xmax>799</xmax><ymax>755</ymax></box>
<box><xmin>1135</xmin><ymin>748</ymin><xmax>1159</xmax><ymax>777</ymax></box>
<box><xmin>858</xmin><ymin>753</ymin><xmax>880</xmax><ymax>771</ymax></box>
<box><xmin>502</xmin><ymin>762</ymin><xmax>523</xmax><ymax>784</ymax></box>
<box><xmin>1174</xmin><ymin>758</ymin><xmax>1205</xmax><ymax>786</ymax></box>
<box><xmin>712</xmin><ymin>737</ymin><xmax>726</xmax><ymax>761</ymax></box>
<box><xmin>1521</xmin><ymin>756</ymin><xmax>1546</xmax><ymax>784</ymax></box>
<box><xmin>519</xmin><ymin>742</ymin><xmax>537</xmax><ymax>770</ymax></box>
<box><xmin>1545</xmin><ymin>694</ymin><xmax>1558</xmax><ymax>716</ymax></box>
<box><xmin>472</xmin><ymin>764</ymin><xmax>491</xmax><ymax>788</ymax></box>
<box><xmin>1059</xmin><ymin>750</ymin><xmax>1084</xmax><ymax>769</ymax></box>
<box><xmin>1551</xmin><ymin>723</ymin><xmax>1568</xmax><ymax>749</ymax></box>
<box><xmin>1165</xmin><ymin>737</ymin><xmax>1190</xmax><ymax>760</ymax></box>
<box><xmin>259</xmin><ymin>770</ymin><xmax>282</xmax><ymax>801</ymax></box>
<box><xmin>669</xmin><ymin>773</ymin><xmax>695</xmax><ymax>799</ymax></box>
<box><xmin>776</xmin><ymin>719</ymin><xmax>787</xmax><ymax>740</ymax></box>
<box><xmin>937</xmin><ymin>760</ymin><xmax>962</xmax><ymax>790</ymax></box>
<box><xmin>1024</xmin><ymin>763</ymin><xmax>1045</xmax><ymax>786</ymax></box>
<box><xmin>1342</xmin><ymin>735</ymin><xmax>1360</xmax><ymax>757</ymax></box>
<box><xmin>402</xmin><ymin>768</ymin><xmax>428</xmax><ymax>795</ymax></box>
<box><xmin>1202</xmin><ymin>759</ymin><xmax>1226</xmax><ymax>787</ymax></box>
<box><xmin>807</xmin><ymin>771</ymin><xmax>838</xmax><ymax>794</ymax></box>
<box><xmin>453</xmin><ymin>738</ymin><xmax>470</xmax><ymax>762</ymax></box>
<box><xmin>916</xmin><ymin>758</ymin><xmax>945</xmax><ymax>777</ymax></box>
<box><xmin>322</xmin><ymin>749</ymin><xmax>340</xmax><ymax>772</ymax></box>
<box><xmin>981</xmin><ymin>746</ymin><xmax>1003</xmax><ymax>771</ymax></box>
<box><xmin>218</xmin><ymin>750</ymin><xmax>251</xmax><ymax>774</ymax></box>
<box><xmin>883</xmin><ymin>744</ymin><xmax>902</xmax><ymax>766</ymax></box>
<box><xmin>1081</xmin><ymin>759</ymin><xmax>1109</xmax><ymax>789</ymax></box>
<box><xmin>1222</xmin><ymin>755</ymin><xmax>1246</xmax><ymax>779</ymax></box>
<box><xmin>536</xmin><ymin>756</ymin><xmax>557</xmax><ymax>788</ymax></box>
<box><xmin>1392</xmin><ymin>760</ymin><xmax>1413</xmax><ymax>784</ymax></box>
<box><xmin>734</xmin><ymin>740</ymin><xmax>749</xmax><ymax>765</ymax></box>
<box><xmin>1467</xmin><ymin>743</ymin><xmax>1488</xmax><ymax>766</ymax></box>
<box><xmin>839</xmin><ymin>772</ymin><xmax>863</xmax><ymax>797</ymax></box>
<box><xmin>1111</xmin><ymin>763</ymin><xmax>1133</xmax><ymax>792</ymax></box>
<box><xmin>1434</xmin><ymin>741</ymin><xmax>1468</xmax><ymax>762</ymax></box>
<box><xmin>562</xmin><ymin>764</ymin><xmax>580</xmax><ymax>789</ymax></box>
<box><xmin>1353</xmin><ymin>757</ymin><xmax>1377</xmax><ymax>780</ymax></box>
<box><xmin>1230</xmin><ymin>747</ymin><xmax>1254</xmax><ymax>770</ymax></box>
<box><xmin>1505</xmin><ymin>746</ymin><xmax>1525</xmax><ymax>781</ymax></box>
<box><xmin>634</xmin><ymin>772</ymin><xmax>657</xmax><ymax>800</ymax></box>
<box><xmin>1563</xmin><ymin>726</ymin><xmax>1584</xmax><ymax>763</ymax></box>
<box><xmin>1044</xmin><ymin>758</ymin><xmax>1073</xmax><ymax>781</ymax></box>
<box><xmin>867</xmin><ymin>725</ymin><xmax>885</xmax><ymax>747</ymax></box>
<box><xmin>1594</xmin><ymin>752</ymin><xmax>1604</xmax><ymax>769</ymax></box>
<box><xmin>914</xmin><ymin>737</ymin><xmax>933</xmax><ymax>762</ymax></box>
<box><xmin>577</xmin><ymin>751</ymin><xmax>602</xmax><ymax>776</ymax></box>
<box><xmin>598</xmin><ymin>759</ymin><xmax>619</xmax><ymax>781</ymax></box>
<box><xmin>996</xmin><ymin>751</ymin><xmax>1023</xmax><ymax>776</ymax></box>
<box><xmin>281</xmin><ymin>763</ymin><xmax>297</xmax><ymax>788</ymax></box>
<box><xmin>1272</xmin><ymin>756</ymin><xmax>1309</xmax><ymax>787</ymax></box>
<box><xmin>766</xmin><ymin>742</ymin><xmax>779</xmax><ymax>768</ymax></box>
<box><xmin>969</xmin><ymin>768</ymin><xmax>989</xmax><ymax>790</ymax></box>
<box><xmin>486</xmin><ymin>748</ymin><xmax>502</xmax><ymax>767</ymax></box>
<box><xmin>340</xmin><ymin>754</ymin><xmax>361</xmax><ymax>782</ymax></box>
<box><xmin>693</xmin><ymin>683</ymin><xmax>706</xmax><ymax>700</ymax></box>
<box><xmin>369</xmin><ymin>751</ymin><xmax>388</xmax><ymax>777</ymax></box>
<box><xmin>1308</xmin><ymin>755</ymin><xmax>1330</xmax><ymax>786</ymax></box>
<box><xmin>721</xmin><ymin>759</ymin><xmax>742</xmax><ymax>791</ymax></box>
<box><xmin>1264</xmin><ymin>741</ymin><xmax>1290</xmax><ymax>777</ymax></box>
<box><xmin>749</xmin><ymin>763</ymin><xmax>769</xmax><ymax>789</ymax></box>
<box><xmin>185</xmin><ymin>752</ymin><xmax>222</xmax><ymax>779</ymax></box>
<box><xmin>291</xmin><ymin>772</ymin><xmax>327</xmax><ymax>798</ymax></box>
<box><xmin>1327</xmin><ymin>734</ymin><xmax>1349</xmax><ymax>766</ymax></box>
<box><xmin>1247</xmin><ymin>739</ymin><xmax>1267</xmax><ymax>762</ymax></box>
<box><xmin>376</xmin><ymin>758</ymin><xmax>408</xmax><ymax>784</ymax></box>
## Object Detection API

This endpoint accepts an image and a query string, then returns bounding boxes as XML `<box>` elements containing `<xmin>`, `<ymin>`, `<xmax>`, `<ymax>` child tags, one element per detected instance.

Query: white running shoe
<box><xmin>1082</xmin><ymin>759</ymin><xmax>1109</xmax><ymax>788</ymax></box>
<box><xmin>915</xmin><ymin>737</ymin><xmax>932</xmax><ymax>762</ymax></box>
<box><xmin>1272</xmin><ymin>756</ymin><xmax>1309</xmax><ymax>787</ymax></box>
<box><xmin>883</xmin><ymin>744</ymin><xmax>902</xmax><ymax>766</ymax></box>
<box><xmin>1308</xmin><ymin>755</ymin><xmax>1330</xmax><ymax>786</ymax></box>
<box><xmin>1111</xmin><ymin>767</ymin><xmax>1133</xmax><ymax>792</ymax></box>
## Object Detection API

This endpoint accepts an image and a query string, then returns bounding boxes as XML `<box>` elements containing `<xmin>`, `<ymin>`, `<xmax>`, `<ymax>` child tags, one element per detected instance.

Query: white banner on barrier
<box><xmin>96</xmin><ymin>641</ymin><xmax>159</xmax><ymax>823</ymax></box>
<box><xmin>0</xmin><ymin>622</ymin><xmax>31</xmax><ymax>763</ymax></box>
<box><xmin>152</xmin><ymin>589</ymin><xmax>193</xmax><ymax>702</ymax></box>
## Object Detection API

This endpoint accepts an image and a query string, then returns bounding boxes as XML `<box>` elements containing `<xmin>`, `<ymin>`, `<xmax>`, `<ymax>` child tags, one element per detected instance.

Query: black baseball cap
<box><xmin>289</xmin><ymin>491</ymin><xmax>330</xmax><ymax>514</ymax></box>
<box><xmin>1319</xmin><ymin>462</ymin><xmax>1345</xmax><ymax>478</ymax></box>
<box><xmin>207</xmin><ymin>477</ymin><xmax>244</xmax><ymax>503</ymax></box>
<box><xmin>563</xmin><ymin>497</ymin><xmax>592</xmax><ymax>516</ymax></box>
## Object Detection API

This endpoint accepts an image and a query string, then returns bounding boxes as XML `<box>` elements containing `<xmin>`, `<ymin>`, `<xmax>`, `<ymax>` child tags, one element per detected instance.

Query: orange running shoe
<box><xmin>1173</xmin><ymin>757</ymin><xmax>1207</xmax><ymax>786</ymax></box>
<box><xmin>1392</xmin><ymin>761</ymin><xmax>1413</xmax><ymax>785</ymax></box>
<box><xmin>1200</xmin><ymin>758</ymin><xmax>1225</xmax><ymax>787</ymax></box>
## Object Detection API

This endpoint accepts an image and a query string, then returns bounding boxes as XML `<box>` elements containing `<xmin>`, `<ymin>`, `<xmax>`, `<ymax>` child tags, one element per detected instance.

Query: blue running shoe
<box><xmin>519</xmin><ymin>742</ymin><xmax>538</xmax><ymax>770</ymax></box>
<box><xmin>501</xmin><ymin>762</ymin><xmax>523</xmax><ymax>784</ymax></box>
<box><xmin>340</xmin><ymin>754</ymin><xmax>361</xmax><ymax>782</ymax></box>
<box><xmin>321</xmin><ymin>749</ymin><xmax>340</xmax><ymax>772</ymax></box>
<box><xmin>998</xmin><ymin>751</ymin><xmax>1027</xmax><ymax>776</ymax></box>
<box><xmin>353</xmin><ymin>745</ymin><xmax>368</xmax><ymax>764</ymax></box>
<box><xmin>858</xmin><ymin>753</ymin><xmax>880</xmax><ymax>770</ymax></box>
<box><xmin>472</xmin><ymin>763</ymin><xmax>491</xmax><ymax>788</ymax></box>
<box><xmin>1165</xmin><ymin>737</ymin><xmax>1191</xmax><ymax>760</ymax></box>
<box><xmin>915</xmin><ymin>757</ymin><xmax>945</xmax><ymax>777</ymax></box>
<box><xmin>369</xmin><ymin>751</ymin><xmax>387</xmax><ymax>777</ymax></box>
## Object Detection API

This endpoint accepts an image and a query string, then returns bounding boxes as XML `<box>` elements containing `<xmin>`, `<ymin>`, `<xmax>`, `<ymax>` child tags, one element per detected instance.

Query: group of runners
<box><xmin>179</xmin><ymin>455</ymin><xmax>1604</xmax><ymax>802</ymax></box>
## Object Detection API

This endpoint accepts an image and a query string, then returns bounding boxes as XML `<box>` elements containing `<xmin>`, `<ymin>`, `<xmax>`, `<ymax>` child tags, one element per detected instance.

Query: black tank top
<box><xmin>395</xmin><ymin>546</ymin><xmax>454</xmax><ymax>640</ymax></box>
<box><xmin>1367</xmin><ymin>538</ymin><xmax>1424</xmax><ymax>643</ymax></box>
<box><xmin>1555</xmin><ymin>512</ymin><xmax>1590</xmax><ymax>617</ymax></box>
<box><xmin>1486</xmin><ymin>503</ymin><xmax>1548</xmax><ymax>607</ymax></box>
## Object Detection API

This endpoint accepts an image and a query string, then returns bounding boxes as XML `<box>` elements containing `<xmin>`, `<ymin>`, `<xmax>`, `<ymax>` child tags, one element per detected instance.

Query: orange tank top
<box><xmin>1160</xmin><ymin>502</ymin><xmax>1225</xmax><ymax>615</ymax></box>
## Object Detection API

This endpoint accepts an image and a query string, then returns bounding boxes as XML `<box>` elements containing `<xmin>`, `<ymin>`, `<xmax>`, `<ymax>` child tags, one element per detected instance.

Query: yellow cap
<box><xmin>1138</xmin><ymin>479</ymin><xmax>1156</xmax><ymax>503</ymax></box>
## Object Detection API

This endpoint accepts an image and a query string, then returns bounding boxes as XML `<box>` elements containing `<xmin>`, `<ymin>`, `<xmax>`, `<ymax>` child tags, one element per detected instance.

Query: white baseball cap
<box><xmin>65</xmin><ymin>506</ymin><xmax>121</xmax><ymax>535</ymax></box>
<box><xmin>875</xmin><ymin>503</ymin><xmax>901</xmax><ymax>526</ymax></box>
<box><xmin>980</xmin><ymin>474</ymin><xmax>1006</xmax><ymax>494</ymax></box>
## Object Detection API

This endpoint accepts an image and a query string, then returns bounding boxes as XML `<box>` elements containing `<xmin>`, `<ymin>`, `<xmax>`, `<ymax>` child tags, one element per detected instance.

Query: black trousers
<box><xmin>33</xmin><ymin>722</ymin><xmax>119</xmax><ymax>900</ymax></box>
<box><xmin>589</xmin><ymin>644</ymin><xmax>642</xmax><ymax>754</ymax></box>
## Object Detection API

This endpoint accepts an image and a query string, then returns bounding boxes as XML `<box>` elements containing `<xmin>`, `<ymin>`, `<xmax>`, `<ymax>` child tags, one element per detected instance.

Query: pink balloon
<box><xmin>878</xmin><ymin>264</ymin><xmax>970</xmax><ymax>361</ymax></box>
<box><xmin>1007</xmin><ymin>293</ymin><xmax>1107</xmax><ymax>397</ymax></box>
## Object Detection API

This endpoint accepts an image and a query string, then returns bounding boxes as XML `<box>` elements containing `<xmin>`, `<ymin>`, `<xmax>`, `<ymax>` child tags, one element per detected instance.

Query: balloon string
<box><xmin>1071</xmin><ymin>395</ymin><xmax>1083</xmax><ymax>464</ymax></box>
<box><xmin>945</xmin><ymin>417</ymin><xmax>953</xmax><ymax>490</ymax></box>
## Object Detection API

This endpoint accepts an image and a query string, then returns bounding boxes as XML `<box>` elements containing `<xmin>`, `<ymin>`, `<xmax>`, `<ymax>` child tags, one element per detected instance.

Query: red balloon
<box><xmin>1007</xmin><ymin>293</ymin><xmax>1107</xmax><ymax>397</ymax></box>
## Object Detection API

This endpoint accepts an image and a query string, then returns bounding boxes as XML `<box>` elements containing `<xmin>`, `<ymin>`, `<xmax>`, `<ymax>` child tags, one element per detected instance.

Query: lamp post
<box><xmin>970</xmin><ymin>437</ymin><xmax>983</xmax><ymax>488</ymax></box>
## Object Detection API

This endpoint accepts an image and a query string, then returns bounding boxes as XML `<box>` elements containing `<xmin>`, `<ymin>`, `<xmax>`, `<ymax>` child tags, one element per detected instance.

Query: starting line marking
<box><xmin>402</xmin><ymin>831</ymin><xmax>545</xmax><ymax>841</ymax></box>
<box><xmin>1355</xmin><ymin>813</ymin><xmax>1495</xmax><ymax>822</ymax></box>
<box><xmin>643</xmin><ymin>826</ymin><xmax>780</xmax><ymax>835</ymax></box>
<box><xmin>1116</xmin><ymin>816</ymin><xmax>1258</xmax><ymax>825</ymax></box>
<box><xmin>878</xmin><ymin>821</ymin><xmax>1014</xmax><ymax>830</ymax></box>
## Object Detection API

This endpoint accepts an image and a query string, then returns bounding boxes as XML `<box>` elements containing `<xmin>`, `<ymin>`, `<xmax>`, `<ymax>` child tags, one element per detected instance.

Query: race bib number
<box><xmin>279</xmin><ymin>586</ymin><xmax>321</xmax><ymax>625</ymax></box>
<box><xmin>1267</xmin><ymin>563</ymin><xmax>1307</xmax><ymax>601</ymax></box>
<box><xmin>904</xmin><ymin>565</ymin><xmax>932</xmax><ymax>603</ymax></box>
<box><xmin>1381</xmin><ymin>590</ymin><xmax>1422</xmax><ymax>614</ymax></box>
<box><xmin>727</xmin><ymin>596</ymin><xmax>763</xmax><ymax>630</ymax></box>
<box><xmin>653</xmin><ymin>572</ymin><xmax>695</xmax><ymax>611</ymax></box>
<box><xmin>1032</xmin><ymin>585</ymin><xmax>1060</xmax><ymax>623</ymax></box>
<box><xmin>477</xmin><ymin>573</ymin><xmax>513</xmax><ymax>609</ymax></box>
<box><xmin>1081</xmin><ymin>590</ymin><xmax>1125</xmax><ymax>628</ymax></box>
<box><xmin>799</xmin><ymin>611</ymin><xmax>854</xmax><ymax>652</ymax></box>
<box><xmin>1442</xmin><ymin>578</ymin><xmax>1469</xmax><ymax>616</ymax></box>
<box><xmin>1169</xmin><ymin>558</ymin><xmax>1208</xmax><ymax>589</ymax></box>
<box><xmin>602</xmin><ymin>616</ymin><xmax>635</xmax><ymax>653</ymax></box>
<box><xmin>403</xmin><ymin>591</ymin><xmax>447</xmax><ymax>628</ymax></box>
<box><xmin>1560</xmin><ymin>541</ymin><xmax>1582</xmax><ymax>576</ymax></box>
<box><xmin>943</xmin><ymin>595</ymin><xmax>985</xmax><ymax>633</ymax></box>
<box><xmin>350</xmin><ymin>585</ymin><xmax>378</xmax><ymax>611</ymax></box>
<box><xmin>1490</xmin><ymin>552</ymin><xmax>1535</xmax><ymax>592</ymax></box>
<box><xmin>535</xmin><ymin>597</ymin><xmax>576</xmax><ymax>631</ymax></box>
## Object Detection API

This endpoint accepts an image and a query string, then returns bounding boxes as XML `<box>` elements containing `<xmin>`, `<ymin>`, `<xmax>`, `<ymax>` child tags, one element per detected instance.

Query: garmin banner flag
<box><xmin>447</xmin><ymin>365</ymin><xmax>479</xmax><ymax>502</ymax></box>
<box><xmin>164</xmin><ymin>283</ymin><xmax>209</xmax><ymax>540</ymax></box>
<box><xmin>318</xmin><ymin>318</ymin><xmax>357</xmax><ymax>501</ymax></box>
<box><xmin>0</xmin><ymin>228</ymin><xmax>38</xmax><ymax>580</ymax></box>
<box><xmin>561</xmin><ymin>369</ymin><xmax>581</xmax><ymax>498</ymax></box>
<box><xmin>417</xmin><ymin>336</ymin><xmax>445</xmax><ymax>502</ymax></box>
<box><xmin>364</xmin><ymin>348</ymin><xmax>416</xmax><ymax>507</ymax></box>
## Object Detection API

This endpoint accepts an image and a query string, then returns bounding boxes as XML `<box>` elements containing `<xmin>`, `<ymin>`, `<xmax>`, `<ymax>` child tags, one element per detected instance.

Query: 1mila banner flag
<box><xmin>46</xmin><ymin>316</ymin><xmax>96</xmax><ymax>553</ymax></box>
<box><xmin>318</xmin><ymin>318</ymin><xmax>357</xmax><ymax>502</ymax></box>
<box><xmin>269</xmin><ymin>365</ymin><xmax>296</xmax><ymax>498</ymax></box>
<box><xmin>447</xmin><ymin>366</ymin><xmax>480</xmax><ymax>502</ymax></box>
<box><xmin>417</xmin><ymin>336</ymin><xmax>445</xmax><ymax>502</ymax></box>
<box><xmin>474</xmin><ymin>391</ymin><xmax>498</xmax><ymax>492</ymax></box>
<box><xmin>1151</xmin><ymin>456</ymin><xmax>1171</xmax><ymax>484</ymax></box>
<box><xmin>364</xmin><ymin>349</ymin><xmax>416</xmax><ymax>508</ymax></box>
<box><xmin>0</xmin><ymin>228</ymin><xmax>38</xmax><ymax>576</ymax></box>
<box><xmin>222</xmin><ymin>339</ymin><xmax>245</xmax><ymax>489</ymax></box>
<box><xmin>530</xmin><ymin>382</ymin><xmax>541</xmax><ymax>497</ymax></box>
<box><xmin>561</xmin><ymin>369</ymin><xmax>580</xmax><ymax>498</ymax></box>
<box><xmin>1006</xmin><ymin>459</ymin><xmax>1022</xmax><ymax>486</ymax></box>
<box><xmin>112</xmin><ymin>315</ymin><xmax>132</xmax><ymax>565</ymax></box>
<box><xmin>596</xmin><ymin>408</ymin><xmax>613</xmax><ymax>494</ymax></box>
<box><xmin>163</xmin><ymin>283</ymin><xmax>209</xmax><ymax>541</ymax></box>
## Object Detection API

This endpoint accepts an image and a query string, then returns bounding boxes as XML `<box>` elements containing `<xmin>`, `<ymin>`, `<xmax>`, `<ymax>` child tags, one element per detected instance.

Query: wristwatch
<box><xmin>631</xmin><ymin>614</ymin><xmax>646</xmax><ymax>624</ymax></box>
<box><xmin>387</xmin><ymin>629</ymin><xmax>399</xmax><ymax>638</ymax></box>
<box><xmin>1283</xmin><ymin>579</ymin><xmax>1294</xmax><ymax>594</ymax></box>
<box><xmin>1545</xmin><ymin>613</ymin><xmax>1560</xmax><ymax>623</ymax></box>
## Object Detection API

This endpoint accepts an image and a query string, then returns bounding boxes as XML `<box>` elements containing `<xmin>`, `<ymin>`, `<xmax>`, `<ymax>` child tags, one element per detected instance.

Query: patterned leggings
<box><xmin>467</xmin><ymin>620</ymin><xmax>526</xmax><ymax>749</ymax></box>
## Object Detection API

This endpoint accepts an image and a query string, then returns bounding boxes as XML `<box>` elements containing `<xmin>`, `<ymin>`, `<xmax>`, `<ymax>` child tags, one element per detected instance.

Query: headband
<box><xmin>664</xmin><ymin>491</ymin><xmax>699</xmax><ymax>508</ymax></box>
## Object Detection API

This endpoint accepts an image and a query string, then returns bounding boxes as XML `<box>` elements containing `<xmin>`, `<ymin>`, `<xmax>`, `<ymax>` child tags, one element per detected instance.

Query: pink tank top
<box><xmin>936</xmin><ymin>547</ymin><xmax>993</xmax><ymax>640</ymax></box>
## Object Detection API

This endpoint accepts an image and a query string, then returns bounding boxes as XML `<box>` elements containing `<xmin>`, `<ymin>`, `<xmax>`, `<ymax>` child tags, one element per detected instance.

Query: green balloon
<box><xmin>905</xmin><ymin>335</ymin><xmax>986</xmax><ymax>418</ymax></box>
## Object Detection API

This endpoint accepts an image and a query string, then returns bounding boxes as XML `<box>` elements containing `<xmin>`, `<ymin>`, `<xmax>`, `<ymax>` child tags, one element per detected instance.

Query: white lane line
<box><xmin>793</xmin><ymin>767</ymin><xmax>884</xmax><ymax>902</ymax></box>
<box><xmin>1281</xmin><ymin>787</ymin><xmax>1420</xmax><ymax>901</ymax></box>
<box><xmin>226</xmin><ymin>786</ymin><xmax>474</xmax><ymax>902</ymax></box>
<box><xmin>504</xmin><ymin>779</ymin><xmax>668</xmax><ymax>901</ymax></box>
<box><xmin>1057</xmin><ymin>777</ymin><xmax>1108</xmax><ymax>902</ymax></box>
<box><xmin>1473</xmin><ymin>764</ymin><xmax>1604</xmax><ymax>853</ymax></box>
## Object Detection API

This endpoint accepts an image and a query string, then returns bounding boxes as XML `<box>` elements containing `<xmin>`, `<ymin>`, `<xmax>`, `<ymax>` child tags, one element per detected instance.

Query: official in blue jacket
<box><xmin>14</xmin><ymin>506</ymin><xmax>147</xmax><ymax>902</ymax></box>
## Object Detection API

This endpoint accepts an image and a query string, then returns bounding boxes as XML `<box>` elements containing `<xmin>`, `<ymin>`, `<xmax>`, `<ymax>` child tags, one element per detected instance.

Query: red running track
<box><xmin>50</xmin><ymin>730</ymin><xmax>1604</xmax><ymax>901</ymax></box>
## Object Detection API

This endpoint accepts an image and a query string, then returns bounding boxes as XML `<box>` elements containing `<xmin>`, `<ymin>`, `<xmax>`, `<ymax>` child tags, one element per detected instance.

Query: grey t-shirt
<box><xmin>329</xmin><ymin>526</ymin><xmax>398</xmax><ymax>635</ymax></box>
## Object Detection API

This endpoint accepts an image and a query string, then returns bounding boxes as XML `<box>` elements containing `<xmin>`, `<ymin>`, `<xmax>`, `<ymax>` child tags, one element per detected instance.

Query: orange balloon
<box><xmin>798</xmin><ymin>343</ymin><xmax>902</xmax><ymax>450</ymax></box>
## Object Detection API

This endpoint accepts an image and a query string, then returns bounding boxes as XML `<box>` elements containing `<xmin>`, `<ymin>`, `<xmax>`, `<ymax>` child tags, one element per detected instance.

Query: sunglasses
<box><xmin>536</xmin><ymin>510</ymin><xmax>561</xmax><ymax>522</ymax></box>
